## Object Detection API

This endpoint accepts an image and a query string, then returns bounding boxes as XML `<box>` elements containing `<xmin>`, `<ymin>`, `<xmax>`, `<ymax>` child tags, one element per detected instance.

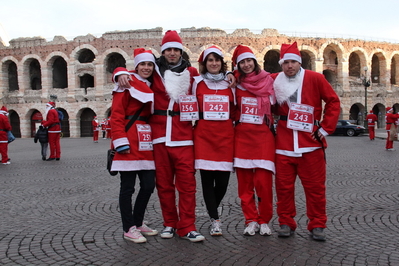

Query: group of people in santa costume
<box><xmin>110</xmin><ymin>29</ymin><xmax>341</xmax><ymax>243</ymax></box>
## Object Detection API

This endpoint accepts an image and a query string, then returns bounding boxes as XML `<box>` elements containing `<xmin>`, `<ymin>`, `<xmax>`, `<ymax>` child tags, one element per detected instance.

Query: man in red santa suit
<box><xmin>366</xmin><ymin>110</ymin><xmax>378</xmax><ymax>140</ymax></box>
<box><xmin>385</xmin><ymin>107</ymin><xmax>399</xmax><ymax>150</ymax></box>
<box><xmin>0</xmin><ymin>106</ymin><xmax>12</xmax><ymax>165</ymax></box>
<box><xmin>92</xmin><ymin>116</ymin><xmax>99</xmax><ymax>143</ymax></box>
<box><xmin>42</xmin><ymin>102</ymin><xmax>61</xmax><ymax>161</ymax></box>
<box><xmin>271</xmin><ymin>42</ymin><xmax>340</xmax><ymax>241</ymax></box>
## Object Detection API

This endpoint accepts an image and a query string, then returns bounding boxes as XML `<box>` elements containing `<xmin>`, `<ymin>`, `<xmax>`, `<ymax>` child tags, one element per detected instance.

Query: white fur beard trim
<box><xmin>164</xmin><ymin>69</ymin><xmax>190</xmax><ymax>101</ymax></box>
<box><xmin>274</xmin><ymin>72</ymin><xmax>301</xmax><ymax>104</ymax></box>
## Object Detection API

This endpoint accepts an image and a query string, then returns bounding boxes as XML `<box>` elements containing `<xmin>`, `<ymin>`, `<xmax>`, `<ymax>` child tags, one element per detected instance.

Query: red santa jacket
<box><xmin>42</xmin><ymin>108</ymin><xmax>61</xmax><ymax>133</ymax></box>
<box><xmin>366</xmin><ymin>113</ymin><xmax>378</xmax><ymax>127</ymax></box>
<box><xmin>0</xmin><ymin>112</ymin><xmax>12</xmax><ymax>143</ymax></box>
<box><xmin>149</xmin><ymin>66</ymin><xmax>199</xmax><ymax>146</ymax></box>
<box><xmin>272</xmin><ymin>69</ymin><xmax>340</xmax><ymax>155</ymax></box>
<box><xmin>385</xmin><ymin>113</ymin><xmax>399</xmax><ymax>130</ymax></box>
<box><xmin>111</xmin><ymin>72</ymin><xmax>155</xmax><ymax>171</ymax></box>
<box><xmin>92</xmin><ymin>120</ymin><xmax>99</xmax><ymax>131</ymax></box>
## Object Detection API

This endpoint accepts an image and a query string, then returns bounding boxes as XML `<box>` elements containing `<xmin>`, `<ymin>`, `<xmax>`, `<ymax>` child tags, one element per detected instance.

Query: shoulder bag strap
<box><xmin>125</xmin><ymin>104</ymin><xmax>146</xmax><ymax>132</ymax></box>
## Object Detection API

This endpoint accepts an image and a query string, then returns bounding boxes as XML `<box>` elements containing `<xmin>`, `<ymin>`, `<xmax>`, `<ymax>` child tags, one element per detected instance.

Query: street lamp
<box><xmin>362</xmin><ymin>66</ymin><xmax>371</xmax><ymax>130</ymax></box>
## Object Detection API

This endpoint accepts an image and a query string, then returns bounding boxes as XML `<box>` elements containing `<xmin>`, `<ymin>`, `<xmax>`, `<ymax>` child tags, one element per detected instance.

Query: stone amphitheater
<box><xmin>1</xmin><ymin>27</ymin><xmax>399</xmax><ymax>138</ymax></box>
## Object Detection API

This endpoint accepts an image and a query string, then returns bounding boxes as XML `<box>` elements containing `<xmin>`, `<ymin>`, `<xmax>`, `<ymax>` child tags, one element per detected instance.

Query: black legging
<box><xmin>119</xmin><ymin>170</ymin><xmax>155</xmax><ymax>232</ymax></box>
<box><xmin>200</xmin><ymin>170</ymin><xmax>230</xmax><ymax>220</ymax></box>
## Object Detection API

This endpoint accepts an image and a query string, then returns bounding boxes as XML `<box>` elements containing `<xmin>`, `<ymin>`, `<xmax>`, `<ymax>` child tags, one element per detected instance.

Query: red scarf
<box><xmin>239</xmin><ymin>70</ymin><xmax>275</xmax><ymax>121</ymax></box>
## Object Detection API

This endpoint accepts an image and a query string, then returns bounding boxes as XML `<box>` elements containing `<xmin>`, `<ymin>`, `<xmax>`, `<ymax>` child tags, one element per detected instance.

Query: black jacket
<box><xmin>34</xmin><ymin>126</ymin><xmax>48</xmax><ymax>144</ymax></box>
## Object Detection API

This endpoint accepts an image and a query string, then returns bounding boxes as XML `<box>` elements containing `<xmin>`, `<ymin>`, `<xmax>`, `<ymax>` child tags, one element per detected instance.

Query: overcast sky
<box><xmin>1</xmin><ymin>0</ymin><xmax>398</xmax><ymax>45</ymax></box>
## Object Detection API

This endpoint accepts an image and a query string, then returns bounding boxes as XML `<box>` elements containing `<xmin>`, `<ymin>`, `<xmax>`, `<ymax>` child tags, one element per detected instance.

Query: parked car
<box><xmin>333</xmin><ymin>120</ymin><xmax>365</xmax><ymax>136</ymax></box>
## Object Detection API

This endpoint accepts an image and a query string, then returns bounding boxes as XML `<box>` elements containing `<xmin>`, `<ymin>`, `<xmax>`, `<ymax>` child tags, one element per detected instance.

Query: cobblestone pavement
<box><xmin>1</xmin><ymin>130</ymin><xmax>399</xmax><ymax>266</ymax></box>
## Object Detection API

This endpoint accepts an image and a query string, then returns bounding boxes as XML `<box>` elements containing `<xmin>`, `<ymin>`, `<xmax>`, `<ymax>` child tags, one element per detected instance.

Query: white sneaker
<box><xmin>183</xmin><ymin>231</ymin><xmax>205</xmax><ymax>242</ymax></box>
<box><xmin>210</xmin><ymin>219</ymin><xmax>222</xmax><ymax>236</ymax></box>
<box><xmin>243</xmin><ymin>221</ymin><xmax>259</xmax><ymax>236</ymax></box>
<box><xmin>3</xmin><ymin>161</ymin><xmax>10</xmax><ymax>165</ymax></box>
<box><xmin>123</xmin><ymin>226</ymin><xmax>147</xmax><ymax>243</ymax></box>
<box><xmin>259</xmin><ymin>223</ymin><xmax>272</xmax><ymax>236</ymax></box>
<box><xmin>160</xmin><ymin>226</ymin><xmax>175</xmax><ymax>239</ymax></box>
<box><xmin>137</xmin><ymin>224</ymin><xmax>158</xmax><ymax>236</ymax></box>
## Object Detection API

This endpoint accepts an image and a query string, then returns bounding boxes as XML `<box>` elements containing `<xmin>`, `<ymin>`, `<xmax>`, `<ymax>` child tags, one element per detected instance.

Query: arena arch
<box><xmin>1</xmin><ymin>58</ymin><xmax>19</xmax><ymax>91</ymax></box>
<box><xmin>372</xmin><ymin>103</ymin><xmax>385</xmax><ymax>128</ymax></box>
<box><xmin>78</xmin><ymin>107</ymin><xmax>96</xmax><ymax>137</ymax></box>
<box><xmin>370</xmin><ymin>51</ymin><xmax>387</xmax><ymax>85</ymax></box>
<box><xmin>8</xmin><ymin>110</ymin><xmax>21</xmax><ymax>137</ymax></box>
<box><xmin>349</xmin><ymin>103</ymin><xmax>364</xmax><ymax>124</ymax></box>
<box><xmin>47</xmin><ymin>55</ymin><xmax>68</xmax><ymax>89</ymax></box>
<box><xmin>390</xmin><ymin>53</ymin><xmax>399</xmax><ymax>85</ymax></box>
<box><xmin>21</xmin><ymin>55</ymin><xmax>43</xmax><ymax>90</ymax></box>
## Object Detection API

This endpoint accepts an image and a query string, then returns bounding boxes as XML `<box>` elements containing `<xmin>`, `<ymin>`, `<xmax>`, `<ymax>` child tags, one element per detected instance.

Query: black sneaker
<box><xmin>183</xmin><ymin>231</ymin><xmax>205</xmax><ymax>242</ymax></box>
<box><xmin>277</xmin><ymin>225</ymin><xmax>294</xmax><ymax>237</ymax></box>
<box><xmin>311</xmin><ymin>228</ymin><xmax>326</xmax><ymax>241</ymax></box>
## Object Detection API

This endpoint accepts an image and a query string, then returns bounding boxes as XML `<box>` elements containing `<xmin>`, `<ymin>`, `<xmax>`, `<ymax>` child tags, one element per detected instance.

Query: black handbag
<box><xmin>106</xmin><ymin>104</ymin><xmax>146</xmax><ymax>176</ymax></box>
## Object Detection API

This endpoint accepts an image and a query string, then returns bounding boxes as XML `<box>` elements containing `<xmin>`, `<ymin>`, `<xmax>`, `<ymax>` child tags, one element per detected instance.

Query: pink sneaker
<box><xmin>137</xmin><ymin>224</ymin><xmax>158</xmax><ymax>236</ymax></box>
<box><xmin>123</xmin><ymin>226</ymin><xmax>146</xmax><ymax>243</ymax></box>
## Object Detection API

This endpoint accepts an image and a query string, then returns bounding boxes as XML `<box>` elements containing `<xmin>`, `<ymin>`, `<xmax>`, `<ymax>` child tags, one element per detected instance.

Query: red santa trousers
<box><xmin>275</xmin><ymin>148</ymin><xmax>326</xmax><ymax>231</ymax></box>
<box><xmin>386</xmin><ymin>131</ymin><xmax>394</xmax><ymax>149</ymax></box>
<box><xmin>93</xmin><ymin>130</ymin><xmax>99</xmax><ymax>141</ymax></box>
<box><xmin>153</xmin><ymin>143</ymin><xmax>197</xmax><ymax>237</ymax></box>
<box><xmin>236</xmin><ymin>168</ymin><xmax>273</xmax><ymax>225</ymax></box>
<box><xmin>368</xmin><ymin>127</ymin><xmax>375</xmax><ymax>140</ymax></box>
<box><xmin>0</xmin><ymin>143</ymin><xmax>8</xmax><ymax>163</ymax></box>
<box><xmin>48</xmin><ymin>132</ymin><xmax>61</xmax><ymax>159</ymax></box>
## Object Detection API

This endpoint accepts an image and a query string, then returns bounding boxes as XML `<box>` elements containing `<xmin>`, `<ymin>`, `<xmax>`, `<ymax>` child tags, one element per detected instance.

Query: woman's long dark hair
<box><xmin>199</xmin><ymin>52</ymin><xmax>227</xmax><ymax>74</ymax></box>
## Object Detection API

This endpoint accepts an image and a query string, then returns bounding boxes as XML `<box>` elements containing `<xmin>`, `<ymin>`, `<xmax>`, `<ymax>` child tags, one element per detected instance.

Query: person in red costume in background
<box><xmin>272</xmin><ymin>42</ymin><xmax>340</xmax><ymax>241</ymax></box>
<box><xmin>366</xmin><ymin>110</ymin><xmax>378</xmax><ymax>140</ymax></box>
<box><xmin>42</xmin><ymin>102</ymin><xmax>61</xmax><ymax>161</ymax></box>
<box><xmin>192</xmin><ymin>46</ymin><xmax>236</xmax><ymax>236</ymax></box>
<box><xmin>385</xmin><ymin>107</ymin><xmax>399</xmax><ymax>150</ymax></box>
<box><xmin>101</xmin><ymin>118</ymin><xmax>107</xmax><ymax>139</ymax></box>
<box><xmin>111</xmin><ymin>48</ymin><xmax>158</xmax><ymax>243</ymax></box>
<box><xmin>0</xmin><ymin>106</ymin><xmax>12</xmax><ymax>165</ymax></box>
<box><xmin>106</xmin><ymin>118</ymin><xmax>112</xmax><ymax>139</ymax></box>
<box><xmin>92</xmin><ymin>116</ymin><xmax>100</xmax><ymax>143</ymax></box>
<box><xmin>232</xmin><ymin>45</ymin><xmax>276</xmax><ymax>237</ymax></box>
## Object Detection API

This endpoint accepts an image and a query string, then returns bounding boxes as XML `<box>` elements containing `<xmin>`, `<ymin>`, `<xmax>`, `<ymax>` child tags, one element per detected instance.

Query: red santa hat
<box><xmin>232</xmin><ymin>45</ymin><xmax>256</xmax><ymax>66</ymax></box>
<box><xmin>386</xmin><ymin>107</ymin><xmax>393</xmax><ymax>113</ymax></box>
<box><xmin>1</xmin><ymin>106</ymin><xmax>7</xmax><ymax>112</ymax></box>
<box><xmin>279</xmin><ymin>42</ymin><xmax>302</xmax><ymax>65</ymax></box>
<box><xmin>161</xmin><ymin>30</ymin><xmax>183</xmax><ymax>52</ymax></box>
<box><xmin>369</xmin><ymin>110</ymin><xmax>373</xmax><ymax>113</ymax></box>
<box><xmin>46</xmin><ymin>102</ymin><xmax>56</xmax><ymax>108</ymax></box>
<box><xmin>198</xmin><ymin>46</ymin><xmax>223</xmax><ymax>63</ymax></box>
<box><xmin>133</xmin><ymin>48</ymin><xmax>155</xmax><ymax>69</ymax></box>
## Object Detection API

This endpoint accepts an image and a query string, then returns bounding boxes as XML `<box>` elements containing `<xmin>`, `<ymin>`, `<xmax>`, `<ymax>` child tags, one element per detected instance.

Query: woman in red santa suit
<box><xmin>41</xmin><ymin>102</ymin><xmax>61</xmax><ymax>161</ymax></box>
<box><xmin>111</xmin><ymin>48</ymin><xmax>158</xmax><ymax>243</ymax></box>
<box><xmin>232</xmin><ymin>45</ymin><xmax>276</xmax><ymax>237</ymax></box>
<box><xmin>385</xmin><ymin>107</ymin><xmax>399</xmax><ymax>150</ymax></box>
<box><xmin>192</xmin><ymin>46</ymin><xmax>236</xmax><ymax>236</ymax></box>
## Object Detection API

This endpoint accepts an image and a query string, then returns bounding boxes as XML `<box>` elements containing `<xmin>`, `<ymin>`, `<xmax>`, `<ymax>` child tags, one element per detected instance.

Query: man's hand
<box><xmin>117</xmin><ymin>74</ymin><xmax>131</xmax><ymax>88</ymax></box>
<box><xmin>311</xmin><ymin>129</ymin><xmax>324</xmax><ymax>141</ymax></box>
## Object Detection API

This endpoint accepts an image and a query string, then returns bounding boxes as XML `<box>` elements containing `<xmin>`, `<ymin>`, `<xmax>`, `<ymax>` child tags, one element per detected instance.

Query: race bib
<box><xmin>203</xmin><ymin>95</ymin><xmax>229</xmax><ymax>120</ymax></box>
<box><xmin>136</xmin><ymin>124</ymin><xmax>153</xmax><ymax>151</ymax></box>
<box><xmin>287</xmin><ymin>103</ymin><xmax>314</xmax><ymax>132</ymax></box>
<box><xmin>179</xmin><ymin>95</ymin><xmax>199</xmax><ymax>121</ymax></box>
<box><xmin>240</xmin><ymin>97</ymin><xmax>263</xmax><ymax>124</ymax></box>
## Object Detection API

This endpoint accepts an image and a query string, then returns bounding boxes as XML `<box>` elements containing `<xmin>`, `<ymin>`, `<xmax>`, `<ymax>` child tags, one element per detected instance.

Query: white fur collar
<box><xmin>274</xmin><ymin>68</ymin><xmax>304</xmax><ymax>104</ymax></box>
<box><xmin>164</xmin><ymin>69</ymin><xmax>190</xmax><ymax>102</ymax></box>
